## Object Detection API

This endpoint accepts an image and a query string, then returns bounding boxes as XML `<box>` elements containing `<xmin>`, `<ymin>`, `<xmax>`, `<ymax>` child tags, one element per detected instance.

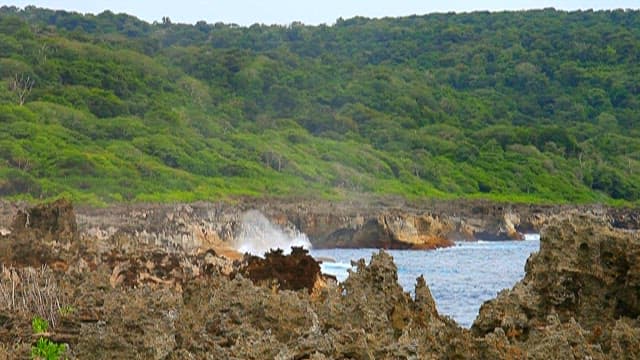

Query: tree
<box><xmin>8</xmin><ymin>73</ymin><xmax>34</xmax><ymax>106</ymax></box>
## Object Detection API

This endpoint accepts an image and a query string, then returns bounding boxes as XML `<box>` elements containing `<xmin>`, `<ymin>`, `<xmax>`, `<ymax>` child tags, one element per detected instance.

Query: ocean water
<box><xmin>311</xmin><ymin>234</ymin><xmax>540</xmax><ymax>328</ymax></box>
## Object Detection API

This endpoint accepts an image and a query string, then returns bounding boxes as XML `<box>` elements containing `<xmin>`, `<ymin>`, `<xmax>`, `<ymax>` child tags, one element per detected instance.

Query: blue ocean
<box><xmin>311</xmin><ymin>234</ymin><xmax>540</xmax><ymax>328</ymax></box>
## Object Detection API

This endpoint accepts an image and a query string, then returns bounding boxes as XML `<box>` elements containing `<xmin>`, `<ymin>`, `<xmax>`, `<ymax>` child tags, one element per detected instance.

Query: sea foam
<box><xmin>234</xmin><ymin>210</ymin><xmax>312</xmax><ymax>256</ymax></box>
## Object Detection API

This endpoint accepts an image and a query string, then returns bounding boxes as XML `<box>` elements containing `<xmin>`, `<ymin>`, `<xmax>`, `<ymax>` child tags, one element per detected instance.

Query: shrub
<box><xmin>0</xmin><ymin>266</ymin><xmax>64</xmax><ymax>327</ymax></box>
<box><xmin>31</xmin><ymin>337</ymin><xmax>66</xmax><ymax>360</ymax></box>
<box><xmin>31</xmin><ymin>317</ymin><xmax>67</xmax><ymax>360</ymax></box>
<box><xmin>31</xmin><ymin>316</ymin><xmax>49</xmax><ymax>334</ymax></box>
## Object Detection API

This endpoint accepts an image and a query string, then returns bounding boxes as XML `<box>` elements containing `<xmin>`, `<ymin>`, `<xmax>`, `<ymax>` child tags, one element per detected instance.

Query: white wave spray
<box><xmin>524</xmin><ymin>233</ymin><xmax>541</xmax><ymax>241</ymax></box>
<box><xmin>234</xmin><ymin>210</ymin><xmax>312</xmax><ymax>256</ymax></box>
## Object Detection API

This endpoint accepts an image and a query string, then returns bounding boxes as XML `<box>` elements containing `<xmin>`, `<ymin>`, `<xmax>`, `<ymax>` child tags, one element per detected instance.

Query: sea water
<box><xmin>311</xmin><ymin>234</ymin><xmax>540</xmax><ymax>328</ymax></box>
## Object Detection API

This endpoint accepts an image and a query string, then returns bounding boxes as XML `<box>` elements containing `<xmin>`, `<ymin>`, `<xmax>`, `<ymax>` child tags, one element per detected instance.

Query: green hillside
<box><xmin>1</xmin><ymin>6</ymin><xmax>639</xmax><ymax>205</ymax></box>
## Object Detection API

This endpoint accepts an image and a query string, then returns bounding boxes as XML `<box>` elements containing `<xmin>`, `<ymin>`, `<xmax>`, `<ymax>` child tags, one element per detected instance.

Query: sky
<box><xmin>3</xmin><ymin>1</ymin><xmax>639</xmax><ymax>26</ymax></box>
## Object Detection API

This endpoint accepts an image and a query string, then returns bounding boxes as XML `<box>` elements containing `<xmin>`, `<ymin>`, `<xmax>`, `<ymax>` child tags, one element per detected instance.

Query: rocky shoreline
<box><xmin>0</xmin><ymin>199</ymin><xmax>639</xmax><ymax>358</ymax></box>
<box><xmin>1</xmin><ymin>198</ymin><xmax>636</xmax><ymax>253</ymax></box>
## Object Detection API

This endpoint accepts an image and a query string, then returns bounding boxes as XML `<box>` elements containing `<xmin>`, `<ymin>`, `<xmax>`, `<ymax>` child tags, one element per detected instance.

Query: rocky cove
<box><xmin>0</xmin><ymin>199</ymin><xmax>638</xmax><ymax>359</ymax></box>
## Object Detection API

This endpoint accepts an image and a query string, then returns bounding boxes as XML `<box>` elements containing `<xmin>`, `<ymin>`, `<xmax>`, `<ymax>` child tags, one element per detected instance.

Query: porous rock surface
<box><xmin>0</xmin><ymin>200</ymin><xmax>488</xmax><ymax>358</ymax></box>
<box><xmin>0</xmin><ymin>198</ymin><xmax>77</xmax><ymax>268</ymax></box>
<box><xmin>239</xmin><ymin>246</ymin><xmax>328</xmax><ymax>295</ymax></box>
<box><xmin>1</xmin><ymin>199</ymin><xmax>636</xmax><ymax>251</ymax></box>
<box><xmin>473</xmin><ymin>212</ymin><xmax>640</xmax><ymax>358</ymax></box>
<box><xmin>312</xmin><ymin>212</ymin><xmax>455</xmax><ymax>249</ymax></box>
<box><xmin>1</xmin><ymin>200</ymin><xmax>640</xmax><ymax>359</ymax></box>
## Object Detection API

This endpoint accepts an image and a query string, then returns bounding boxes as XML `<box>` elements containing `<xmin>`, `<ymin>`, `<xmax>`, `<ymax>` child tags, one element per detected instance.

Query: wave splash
<box><xmin>234</xmin><ymin>210</ymin><xmax>312</xmax><ymax>256</ymax></box>
<box><xmin>524</xmin><ymin>233</ymin><xmax>541</xmax><ymax>241</ymax></box>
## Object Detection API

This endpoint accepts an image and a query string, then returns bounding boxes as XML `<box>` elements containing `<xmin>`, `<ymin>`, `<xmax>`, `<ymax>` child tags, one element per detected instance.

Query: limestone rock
<box><xmin>318</xmin><ymin>212</ymin><xmax>454</xmax><ymax>249</ymax></box>
<box><xmin>2</xmin><ymin>200</ymin><xmax>640</xmax><ymax>359</ymax></box>
<box><xmin>473</xmin><ymin>212</ymin><xmax>640</xmax><ymax>358</ymax></box>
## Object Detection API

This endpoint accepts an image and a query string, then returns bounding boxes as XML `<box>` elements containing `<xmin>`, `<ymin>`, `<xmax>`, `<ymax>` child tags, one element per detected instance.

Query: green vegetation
<box><xmin>0</xmin><ymin>6</ymin><xmax>639</xmax><ymax>204</ymax></box>
<box><xmin>31</xmin><ymin>317</ymin><xmax>66</xmax><ymax>360</ymax></box>
<box><xmin>31</xmin><ymin>338</ymin><xmax>66</xmax><ymax>360</ymax></box>
<box><xmin>57</xmin><ymin>305</ymin><xmax>74</xmax><ymax>317</ymax></box>
<box><xmin>31</xmin><ymin>316</ymin><xmax>49</xmax><ymax>334</ymax></box>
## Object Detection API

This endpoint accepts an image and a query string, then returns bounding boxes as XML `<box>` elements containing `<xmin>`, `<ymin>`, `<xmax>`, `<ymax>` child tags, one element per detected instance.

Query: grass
<box><xmin>0</xmin><ymin>265</ymin><xmax>65</xmax><ymax>328</ymax></box>
<box><xmin>0</xmin><ymin>266</ymin><xmax>69</xmax><ymax>359</ymax></box>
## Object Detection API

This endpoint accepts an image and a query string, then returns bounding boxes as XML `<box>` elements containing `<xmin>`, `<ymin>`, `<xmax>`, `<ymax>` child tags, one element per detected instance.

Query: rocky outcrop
<box><xmin>239</xmin><ymin>247</ymin><xmax>329</xmax><ymax>295</ymax></box>
<box><xmin>279</xmin><ymin>200</ymin><xmax>542</xmax><ymax>244</ymax></box>
<box><xmin>2</xmin><ymin>199</ymin><xmax>638</xmax><ymax>251</ymax></box>
<box><xmin>314</xmin><ymin>212</ymin><xmax>454</xmax><ymax>249</ymax></box>
<box><xmin>0</xmin><ymin>199</ymin><xmax>77</xmax><ymax>268</ymax></box>
<box><xmin>472</xmin><ymin>212</ymin><xmax>640</xmax><ymax>358</ymax></box>
<box><xmin>75</xmin><ymin>202</ymin><xmax>459</xmax><ymax>252</ymax></box>
<box><xmin>1</xmin><ymin>201</ymin><xmax>640</xmax><ymax>358</ymax></box>
<box><xmin>455</xmin><ymin>210</ymin><xmax>525</xmax><ymax>241</ymax></box>
<box><xmin>10</xmin><ymin>198</ymin><xmax>78</xmax><ymax>243</ymax></box>
<box><xmin>0</xmin><ymin>200</ymin><xmax>480</xmax><ymax>358</ymax></box>
<box><xmin>104</xmin><ymin>248</ymin><xmax>238</xmax><ymax>291</ymax></box>
<box><xmin>76</xmin><ymin>202</ymin><xmax>242</xmax><ymax>254</ymax></box>
<box><xmin>608</xmin><ymin>207</ymin><xmax>640</xmax><ymax>230</ymax></box>
<box><xmin>173</xmin><ymin>250</ymin><xmax>490</xmax><ymax>359</ymax></box>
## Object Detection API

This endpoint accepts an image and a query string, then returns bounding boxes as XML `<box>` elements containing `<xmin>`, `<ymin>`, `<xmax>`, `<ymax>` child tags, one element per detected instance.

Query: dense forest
<box><xmin>0</xmin><ymin>6</ymin><xmax>639</xmax><ymax>205</ymax></box>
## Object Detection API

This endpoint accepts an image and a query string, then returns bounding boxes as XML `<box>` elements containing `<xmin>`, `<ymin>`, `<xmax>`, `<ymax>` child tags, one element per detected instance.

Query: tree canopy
<box><xmin>1</xmin><ymin>6</ymin><xmax>639</xmax><ymax>205</ymax></box>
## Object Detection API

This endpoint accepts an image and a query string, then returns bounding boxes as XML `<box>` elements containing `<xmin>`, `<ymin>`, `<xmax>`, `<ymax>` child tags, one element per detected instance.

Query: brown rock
<box><xmin>0</xmin><ymin>199</ymin><xmax>77</xmax><ymax>267</ymax></box>
<box><xmin>318</xmin><ymin>212</ymin><xmax>454</xmax><ymax>249</ymax></box>
<box><xmin>3</xmin><ymin>199</ymin><xmax>639</xmax><ymax>359</ymax></box>
<box><xmin>239</xmin><ymin>247</ymin><xmax>325</xmax><ymax>294</ymax></box>
<box><xmin>10</xmin><ymin>198</ymin><xmax>77</xmax><ymax>243</ymax></box>
<box><xmin>473</xmin><ymin>212</ymin><xmax>640</xmax><ymax>358</ymax></box>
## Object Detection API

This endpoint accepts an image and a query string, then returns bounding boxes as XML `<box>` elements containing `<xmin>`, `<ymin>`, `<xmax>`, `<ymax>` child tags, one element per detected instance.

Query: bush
<box><xmin>0</xmin><ymin>266</ymin><xmax>65</xmax><ymax>327</ymax></box>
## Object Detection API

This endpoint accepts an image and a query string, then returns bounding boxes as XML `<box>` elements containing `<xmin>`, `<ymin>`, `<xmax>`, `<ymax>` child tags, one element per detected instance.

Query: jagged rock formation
<box><xmin>1</xmin><ymin>199</ymin><xmax>637</xmax><ymax>251</ymax></box>
<box><xmin>10</xmin><ymin>198</ymin><xmax>78</xmax><ymax>243</ymax></box>
<box><xmin>276</xmin><ymin>200</ymin><xmax>543</xmax><ymax>244</ymax></box>
<box><xmin>239</xmin><ymin>247</ymin><xmax>329</xmax><ymax>295</ymax></box>
<box><xmin>76</xmin><ymin>202</ymin><xmax>242</xmax><ymax>254</ymax></box>
<box><xmin>67</xmin><ymin>200</ymin><xmax>561</xmax><ymax>253</ymax></box>
<box><xmin>608</xmin><ymin>207</ymin><xmax>640</xmax><ymax>230</ymax></box>
<box><xmin>0</xmin><ymin>200</ymin><xmax>480</xmax><ymax>358</ymax></box>
<box><xmin>173</xmin><ymin>250</ymin><xmax>492</xmax><ymax>359</ymax></box>
<box><xmin>1</xmin><ymin>200</ymin><xmax>640</xmax><ymax>359</ymax></box>
<box><xmin>473</xmin><ymin>212</ymin><xmax>640</xmax><ymax>358</ymax></box>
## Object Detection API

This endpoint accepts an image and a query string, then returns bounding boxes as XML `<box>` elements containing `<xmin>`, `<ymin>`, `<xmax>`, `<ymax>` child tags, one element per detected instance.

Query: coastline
<box><xmin>0</xmin><ymin>199</ymin><xmax>638</xmax><ymax>358</ymax></box>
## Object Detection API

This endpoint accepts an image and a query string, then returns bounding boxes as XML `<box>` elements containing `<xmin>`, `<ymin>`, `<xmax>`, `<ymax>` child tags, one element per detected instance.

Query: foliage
<box><xmin>31</xmin><ymin>337</ymin><xmax>66</xmax><ymax>360</ymax></box>
<box><xmin>31</xmin><ymin>317</ymin><xmax>67</xmax><ymax>360</ymax></box>
<box><xmin>31</xmin><ymin>316</ymin><xmax>49</xmax><ymax>334</ymax></box>
<box><xmin>57</xmin><ymin>305</ymin><xmax>75</xmax><ymax>317</ymax></box>
<box><xmin>0</xmin><ymin>6</ymin><xmax>639</xmax><ymax>204</ymax></box>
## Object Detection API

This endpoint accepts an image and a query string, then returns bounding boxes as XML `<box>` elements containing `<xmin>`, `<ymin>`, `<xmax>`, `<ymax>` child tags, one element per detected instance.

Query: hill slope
<box><xmin>1</xmin><ymin>6</ymin><xmax>639</xmax><ymax>204</ymax></box>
